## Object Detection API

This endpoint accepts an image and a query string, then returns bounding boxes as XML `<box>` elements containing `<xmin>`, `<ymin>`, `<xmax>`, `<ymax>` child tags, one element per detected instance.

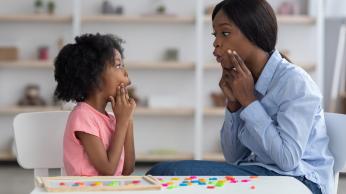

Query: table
<box><xmin>31</xmin><ymin>176</ymin><xmax>312</xmax><ymax>194</ymax></box>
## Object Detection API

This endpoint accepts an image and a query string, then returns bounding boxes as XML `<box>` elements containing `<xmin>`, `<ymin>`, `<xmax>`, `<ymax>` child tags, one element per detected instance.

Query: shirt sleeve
<box><xmin>68</xmin><ymin>113</ymin><xmax>100</xmax><ymax>144</ymax></box>
<box><xmin>221</xmin><ymin>107</ymin><xmax>251</xmax><ymax>164</ymax></box>
<box><xmin>238</xmin><ymin>74</ymin><xmax>321</xmax><ymax>171</ymax></box>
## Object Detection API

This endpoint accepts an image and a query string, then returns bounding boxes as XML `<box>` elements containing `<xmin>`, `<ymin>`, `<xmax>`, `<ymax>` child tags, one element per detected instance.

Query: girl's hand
<box><xmin>224</xmin><ymin>50</ymin><xmax>257</xmax><ymax>107</ymax></box>
<box><xmin>109</xmin><ymin>84</ymin><xmax>136</xmax><ymax>124</ymax></box>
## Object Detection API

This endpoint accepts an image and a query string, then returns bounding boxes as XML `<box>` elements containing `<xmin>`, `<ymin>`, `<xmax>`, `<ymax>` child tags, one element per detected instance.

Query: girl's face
<box><xmin>101</xmin><ymin>49</ymin><xmax>130</xmax><ymax>98</ymax></box>
<box><xmin>212</xmin><ymin>10</ymin><xmax>254</xmax><ymax>69</ymax></box>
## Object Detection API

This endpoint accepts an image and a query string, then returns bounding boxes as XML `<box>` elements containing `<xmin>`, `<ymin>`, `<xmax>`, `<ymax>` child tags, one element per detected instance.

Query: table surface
<box><xmin>31</xmin><ymin>176</ymin><xmax>312</xmax><ymax>194</ymax></box>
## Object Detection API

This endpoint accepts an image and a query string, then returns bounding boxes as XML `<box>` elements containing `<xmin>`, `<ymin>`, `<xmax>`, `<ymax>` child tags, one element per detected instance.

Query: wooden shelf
<box><xmin>0</xmin><ymin>152</ymin><xmax>16</xmax><ymax>161</ymax></box>
<box><xmin>136</xmin><ymin>152</ymin><xmax>193</xmax><ymax>162</ymax></box>
<box><xmin>135</xmin><ymin>107</ymin><xmax>194</xmax><ymax>117</ymax></box>
<box><xmin>1</xmin><ymin>60</ymin><xmax>312</xmax><ymax>72</ymax></box>
<box><xmin>82</xmin><ymin>15</ymin><xmax>195</xmax><ymax>24</ymax></box>
<box><xmin>204</xmin><ymin>63</ymin><xmax>221</xmax><ymax>70</ymax></box>
<box><xmin>126</xmin><ymin>61</ymin><xmax>195</xmax><ymax>70</ymax></box>
<box><xmin>105</xmin><ymin>106</ymin><xmax>195</xmax><ymax>117</ymax></box>
<box><xmin>204</xmin><ymin>15</ymin><xmax>315</xmax><ymax>25</ymax></box>
<box><xmin>0</xmin><ymin>60</ymin><xmax>194</xmax><ymax>70</ymax></box>
<box><xmin>0</xmin><ymin>151</ymin><xmax>196</xmax><ymax>162</ymax></box>
<box><xmin>0</xmin><ymin>60</ymin><xmax>53</xmax><ymax>69</ymax></box>
<box><xmin>0</xmin><ymin>106</ymin><xmax>61</xmax><ymax>115</ymax></box>
<box><xmin>204</xmin><ymin>108</ymin><xmax>224</xmax><ymax>117</ymax></box>
<box><xmin>0</xmin><ymin>15</ymin><xmax>72</xmax><ymax>22</ymax></box>
<box><xmin>299</xmin><ymin>63</ymin><xmax>316</xmax><ymax>72</ymax></box>
<box><xmin>277</xmin><ymin>15</ymin><xmax>316</xmax><ymax>25</ymax></box>
<box><xmin>203</xmin><ymin>152</ymin><xmax>224</xmax><ymax>161</ymax></box>
<box><xmin>341</xmin><ymin>92</ymin><xmax>346</xmax><ymax>99</ymax></box>
<box><xmin>204</xmin><ymin>63</ymin><xmax>316</xmax><ymax>72</ymax></box>
<box><xmin>0</xmin><ymin>106</ymin><xmax>193</xmax><ymax>117</ymax></box>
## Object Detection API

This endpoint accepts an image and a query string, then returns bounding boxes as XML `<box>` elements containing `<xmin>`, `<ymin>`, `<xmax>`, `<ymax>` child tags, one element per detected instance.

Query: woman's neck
<box><xmin>85</xmin><ymin>93</ymin><xmax>108</xmax><ymax>115</ymax></box>
<box><xmin>245</xmin><ymin>49</ymin><xmax>270</xmax><ymax>82</ymax></box>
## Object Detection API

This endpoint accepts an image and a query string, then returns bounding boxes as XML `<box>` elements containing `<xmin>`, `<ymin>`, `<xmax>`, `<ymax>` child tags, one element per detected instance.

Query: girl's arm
<box><xmin>76</xmin><ymin>120</ymin><xmax>129</xmax><ymax>175</ymax></box>
<box><xmin>122</xmin><ymin>120</ymin><xmax>135</xmax><ymax>175</ymax></box>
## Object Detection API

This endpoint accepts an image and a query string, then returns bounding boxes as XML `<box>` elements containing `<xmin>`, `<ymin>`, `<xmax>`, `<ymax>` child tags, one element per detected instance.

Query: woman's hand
<box><xmin>109</xmin><ymin>83</ymin><xmax>136</xmax><ymax>125</ymax></box>
<box><xmin>224</xmin><ymin>50</ymin><xmax>257</xmax><ymax>107</ymax></box>
<box><xmin>219</xmin><ymin>69</ymin><xmax>242</xmax><ymax>112</ymax></box>
<box><xmin>219</xmin><ymin>70</ymin><xmax>236</xmax><ymax>102</ymax></box>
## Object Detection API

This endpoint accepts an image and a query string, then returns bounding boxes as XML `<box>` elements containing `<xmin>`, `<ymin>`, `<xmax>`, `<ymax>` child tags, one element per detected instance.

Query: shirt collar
<box><xmin>255</xmin><ymin>50</ymin><xmax>282</xmax><ymax>96</ymax></box>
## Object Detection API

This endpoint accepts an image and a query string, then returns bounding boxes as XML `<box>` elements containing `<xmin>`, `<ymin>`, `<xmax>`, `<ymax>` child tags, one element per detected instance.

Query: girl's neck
<box><xmin>245</xmin><ymin>49</ymin><xmax>270</xmax><ymax>82</ymax></box>
<box><xmin>84</xmin><ymin>93</ymin><xmax>108</xmax><ymax>115</ymax></box>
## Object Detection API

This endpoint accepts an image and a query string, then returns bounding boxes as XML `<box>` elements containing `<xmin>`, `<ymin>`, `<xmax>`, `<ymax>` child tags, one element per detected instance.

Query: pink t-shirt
<box><xmin>63</xmin><ymin>102</ymin><xmax>124</xmax><ymax>176</ymax></box>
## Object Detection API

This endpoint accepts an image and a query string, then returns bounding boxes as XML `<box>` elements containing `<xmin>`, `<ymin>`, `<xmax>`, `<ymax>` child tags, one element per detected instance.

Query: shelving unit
<box><xmin>0</xmin><ymin>0</ymin><xmax>325</xmax><ymax>163</ymax></box>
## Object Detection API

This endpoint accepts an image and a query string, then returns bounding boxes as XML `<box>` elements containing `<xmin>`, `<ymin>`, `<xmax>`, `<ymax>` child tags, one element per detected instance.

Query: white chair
<box><xmin>13</xmin><ymin>111</ymin><xmax>70</xmax><ymax>177</ymax></box>
<box><xmin>325</xmin><ymin>112</ymin><xmax>346</xmax><ymax>194</ymax></box>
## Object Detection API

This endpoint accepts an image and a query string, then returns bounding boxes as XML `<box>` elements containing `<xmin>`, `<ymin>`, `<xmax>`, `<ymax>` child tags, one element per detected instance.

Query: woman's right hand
<box><xmin>109</xmin><ymin>84</ymin><xmax>136</xmax><ymax>125</ymax></box>
<box><xmin>219</xmin><ymin>70</ymin><xmax>242</xmax><ymax>112</ymax></box>
<box><xmin>219</xmin><ymin>70</ymin><xmax>237</xmax><ymax>102</ymax></box>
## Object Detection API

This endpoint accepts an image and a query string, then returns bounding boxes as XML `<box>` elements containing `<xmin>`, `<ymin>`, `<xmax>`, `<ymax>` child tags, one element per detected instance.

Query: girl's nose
<box><xmin>124</xmin><ymin>69</ymin><xmax>128</xmax><ymax>77</ymax></box>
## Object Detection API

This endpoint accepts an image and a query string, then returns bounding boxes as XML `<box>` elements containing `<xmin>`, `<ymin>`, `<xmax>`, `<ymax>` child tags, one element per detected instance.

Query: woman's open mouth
<box><xmin>216</xmin><ymin>55</ymin><xmax>223</xmax><ymax>63</ymax></box>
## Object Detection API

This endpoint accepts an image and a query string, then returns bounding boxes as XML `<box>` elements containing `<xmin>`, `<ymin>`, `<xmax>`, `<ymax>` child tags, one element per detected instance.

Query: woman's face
<box><xmin>212</xmin><ymin>10</ymin><xmax>253</xmax><ymax>70</ymax></box>
<box><xmin>101</xmin><ymin>49</ymin><xmax>130</xmax><ymax>98</ymax></box>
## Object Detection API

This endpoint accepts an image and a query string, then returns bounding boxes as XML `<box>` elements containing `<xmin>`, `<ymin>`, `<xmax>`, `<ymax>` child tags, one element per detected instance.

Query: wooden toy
<box><xmin>35</xmin><ymin>176</ymin><xmax>161</xmax><ymax>192</ymax></box>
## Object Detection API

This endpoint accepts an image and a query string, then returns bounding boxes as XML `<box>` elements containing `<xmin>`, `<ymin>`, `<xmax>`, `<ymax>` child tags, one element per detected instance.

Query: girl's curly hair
<box><xmin>54</xmin><ymin>33</ymin><xmax>124</xmax><ymax>102</ymax></box>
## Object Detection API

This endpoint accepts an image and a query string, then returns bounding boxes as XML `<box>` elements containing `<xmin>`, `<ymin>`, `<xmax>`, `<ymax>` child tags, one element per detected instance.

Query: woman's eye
<box><xmin>211</xmin><ymin>32</ymin><xmax>216</xmax><ymax>37</ymax></box>
<box><xmin>222</xmin><ymin>32</ymin><xmax>230</xmax><ymax>37</ymax></box>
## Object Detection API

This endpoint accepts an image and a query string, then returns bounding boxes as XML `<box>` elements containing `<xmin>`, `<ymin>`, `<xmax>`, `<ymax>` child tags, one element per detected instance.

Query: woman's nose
<box><xmin>213</xmin><ymin>38</ymin><xmax>221</xmax><ymax>48</ymax></box>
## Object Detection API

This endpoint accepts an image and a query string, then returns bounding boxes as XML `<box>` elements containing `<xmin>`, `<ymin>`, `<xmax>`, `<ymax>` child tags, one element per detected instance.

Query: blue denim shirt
<box><xmin>221</xmin><ymin>50</ymin><xmax>334</xmax><ymax>194</ymax></box>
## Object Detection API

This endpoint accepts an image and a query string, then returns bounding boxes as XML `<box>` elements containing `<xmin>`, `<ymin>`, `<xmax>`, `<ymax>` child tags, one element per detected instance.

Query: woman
<box><xmin>146</xmin><ymin>1</ymin><xmax>334</xmax><ymax>194</ymax></box>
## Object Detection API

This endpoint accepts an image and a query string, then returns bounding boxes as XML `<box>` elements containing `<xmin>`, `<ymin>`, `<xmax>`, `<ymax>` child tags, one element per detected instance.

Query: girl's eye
<box><xmin>211</xmin><ymin>32</ymin><xmax>216</xmax><ymax>37</ymax></box>
<box><xmin>222</xmin><ymin>32</ymin><xmax>230</xmax><ymax>37</ymax></box>
<box><xmin>115</xmin><ymin>63</ymin><xmax>125</xmax><ymax>69</ymax></box>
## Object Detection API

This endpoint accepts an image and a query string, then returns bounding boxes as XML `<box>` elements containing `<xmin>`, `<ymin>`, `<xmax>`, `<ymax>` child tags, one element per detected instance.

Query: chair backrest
<box><xmin>13</xmin><ymin>111</ymin><xmax>70</xmax><ymax>176</ymax></box>
<box><xmin>325</xmin><ymin>112</ymin><xmax>346</xmax><ymax>172</ymax></box>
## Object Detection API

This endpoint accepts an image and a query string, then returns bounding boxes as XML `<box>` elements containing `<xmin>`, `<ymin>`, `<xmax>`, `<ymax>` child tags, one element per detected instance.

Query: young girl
<box><xmin>146</xmin><ymin>1</ymin><xmax>334</xmax><ymax>194</ymax></box>
<box><xmin>54</xmin><ymin>33</ymin><xmax>136</xmax><ymax>176</ymax></box>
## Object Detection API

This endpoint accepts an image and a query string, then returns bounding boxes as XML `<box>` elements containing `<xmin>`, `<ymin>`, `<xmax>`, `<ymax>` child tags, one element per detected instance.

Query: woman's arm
<box><xmin>221</xmin><ymin>106</ymin><xmax>251</xmax><ymax>163</ymax></box>
<box><xmin>219</xmin><ymin>66</ymin><xmax>251</xmax><ymax>163</ymax></box>
<box><xmin>238</xmin><ymin>74</ymin><xmax>320</xmax><ymax>171</ymax></box>
<box><xmin>122</xmin><ymin>120</ymin><xmax>135</xmax><ymax>175</ymax></box>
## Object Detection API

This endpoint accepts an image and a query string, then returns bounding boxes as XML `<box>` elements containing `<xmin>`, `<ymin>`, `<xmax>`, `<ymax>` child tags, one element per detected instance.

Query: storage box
<box><xmin>0</xmin><ymin>47</ymin><xmax>18</xmax><ymax>61</ymax></box>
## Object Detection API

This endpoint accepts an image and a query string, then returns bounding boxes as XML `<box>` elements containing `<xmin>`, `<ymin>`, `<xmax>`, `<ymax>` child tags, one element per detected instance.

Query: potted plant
<box><xmin>156</xmin><ymin>5</ymin><xmax>166</xmax><ymax>14</ymax></box>
<box><xmin>34</xmin><ymin>0</ymin><xmax>44</xmax><ymax>14</ymax></box>
<box><xmin>47</xmin><ymin>1</ymin><xmax>56</xmax><ymax>15</ymax></box>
